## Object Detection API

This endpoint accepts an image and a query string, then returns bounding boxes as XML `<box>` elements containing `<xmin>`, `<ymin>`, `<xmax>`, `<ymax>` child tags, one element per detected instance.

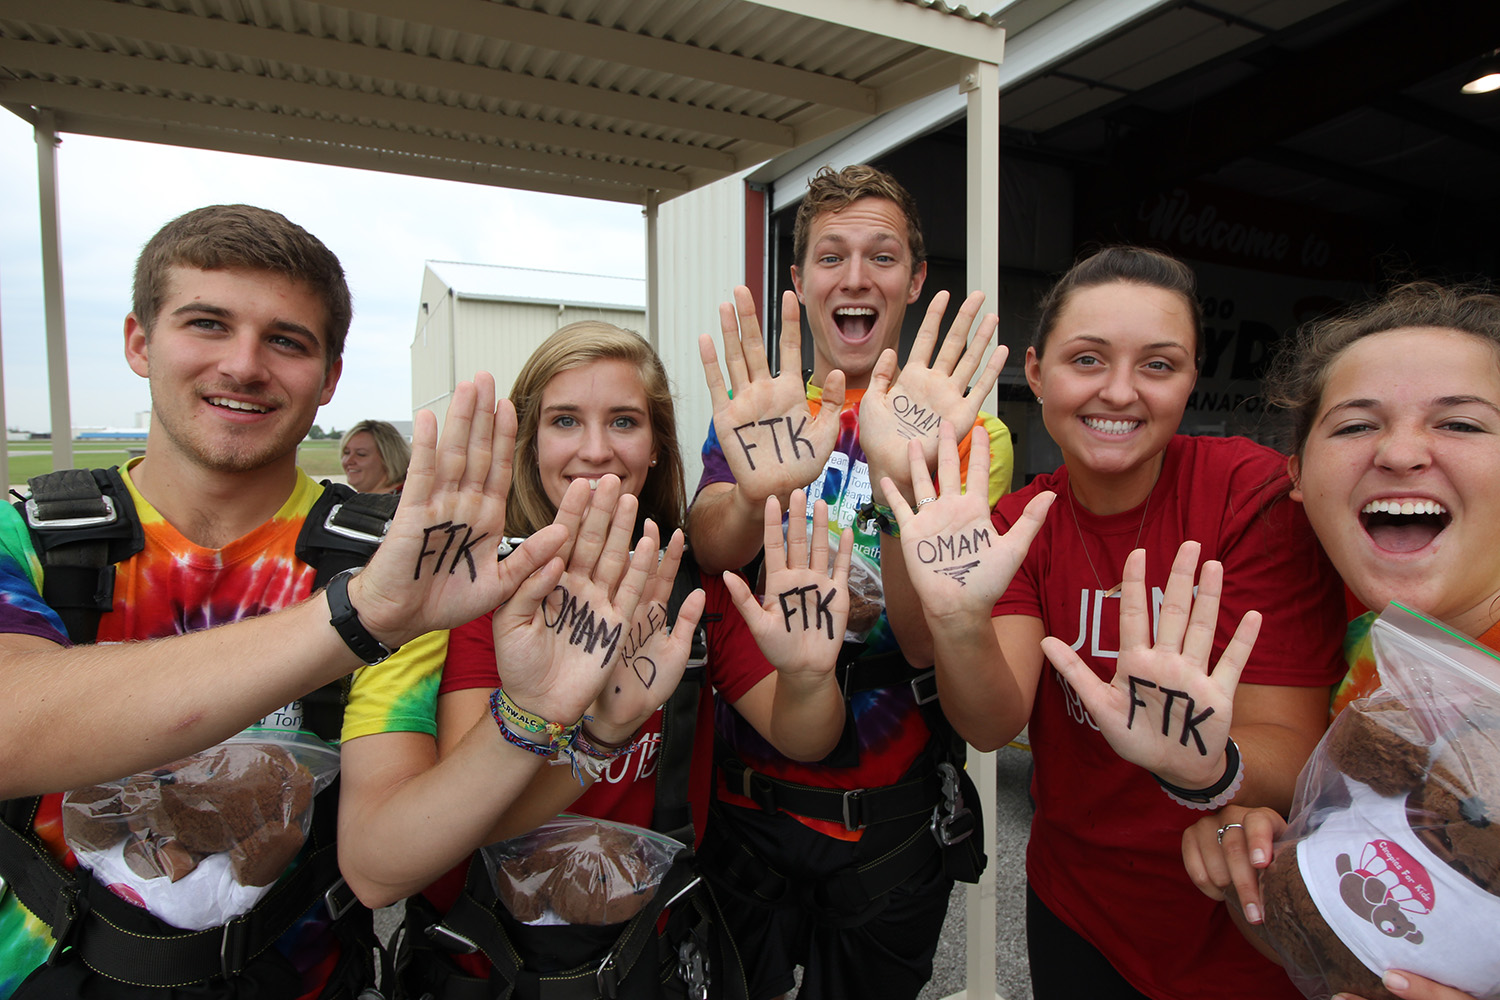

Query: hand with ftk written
<box><xmin>699</xmin><ymin>286</ymin><xmax>846</xmax><ymax>509</ymax></box>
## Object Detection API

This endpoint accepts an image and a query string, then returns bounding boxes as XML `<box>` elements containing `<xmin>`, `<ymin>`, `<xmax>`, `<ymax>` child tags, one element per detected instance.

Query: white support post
<box><xmin>35</xmin><ymin>110</ymin><xmax>73</xmax><ymax>470</ymax></box>
<box><xmin>956</xmin><ymin>57</ymin><xmax>1002</xmax><ymax>1000</ymax></box>
<box><xmin>643</xmin><ymin>188</ymin><xmax>660</xmax><ymax>350</ymax></box>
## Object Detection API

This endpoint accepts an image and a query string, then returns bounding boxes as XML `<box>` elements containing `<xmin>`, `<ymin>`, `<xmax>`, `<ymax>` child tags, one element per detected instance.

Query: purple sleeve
<box><xmin>694</xmin><ymin>417</ymin><xmax>736</xmax><ymax>498</ymax></box>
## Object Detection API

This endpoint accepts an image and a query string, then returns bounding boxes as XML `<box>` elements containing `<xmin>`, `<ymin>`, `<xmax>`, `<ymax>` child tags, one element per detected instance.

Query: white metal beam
<box><xmin>742</xmin><ymin>0</ymin><xmax>1004</xmax><ymax>64</ymax></box>
<box><xmin>22</xmin><ymin>108</ymin><xmax>653</xmax><ymax>203</ymax></box>
<box><xmin>322</xmin><ymin>0</ymin><xmax>876</xmax><ymax>111</ymax></box>
<box><xmin>0</xmin><ymin>81</ymin><xmax>695</xmax><ymax>193</ymax></box>
<box><xmin>34</xmin><ymin>111</ymin><xmax>72</xmax><ymax>470</ymax></box>
<box><xmin>0</xmin><ymin>39</ymin><xmax>736</xmax><ymax>172</ymax></box>
<box><xmin>962</xmin><ymin>55</ymin><xmax>1001</xmax><ymax>1000</ymax></box>
<box><xmin>644</xmin><ymin>190</ymin><xmax>660</xmax><ymax>349</ymax></box>
<box><xmin>22</xmin><ymin>0</ymin><xmax>796</xmax><ymax>146</ymax></box>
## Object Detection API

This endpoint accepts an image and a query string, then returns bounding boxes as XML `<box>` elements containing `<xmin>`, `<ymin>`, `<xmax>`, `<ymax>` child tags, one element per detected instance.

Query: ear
<box><xmin>790</xmin><ymin>265</ymin><xmax>804</xmax><ymax>302</ymax></box>
<box><xmin>319</xmin><ymin>357</ymin><xmax>342</xmax><ymax>407</ymax></box>
<box><xmin>124</xmin><ymin>314</ymin><xmax>150</xmax><ymax>378</ymax></box>
<box><xmin>1287</xmin><ymin>454</ymin><xmax>1304</xmax><ymax>503</ymax></box>
<box><xmin>906</xmin><ymin>260</ymin><xmax>928</xmax><ymax>304</ymax></box>
<box><xmin>1024</xmin><ymin>346</ymin><xmax>1043</xmax><ymax>399</ymax></box>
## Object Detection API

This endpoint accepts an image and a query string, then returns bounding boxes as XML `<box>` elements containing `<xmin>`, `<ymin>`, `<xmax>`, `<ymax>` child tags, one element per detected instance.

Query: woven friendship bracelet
<box><xmin>489</xmin><ymin>687</ymin><xmax>581</xmax><ymax>750</ymax></box>
<box><xmin>572</xmin><ymin>723</ymin><xmax>640</xmax><ymax>762</ymax></box>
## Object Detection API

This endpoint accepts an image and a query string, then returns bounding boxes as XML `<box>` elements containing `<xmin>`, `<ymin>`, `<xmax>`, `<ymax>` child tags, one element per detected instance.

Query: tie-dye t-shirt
<box><xmin>697</xmin><ymin>384</ymin><xmax>1012</xmax><ymax>839</ymax></box>
<box><xmin>1332</xmin><ymin>610</ymin><xmax>1500</xmax><ymax>720</ymax></box>
<box><xmin>0</xmin><ymin>465</ymin><xmax>444</xmax><ymax>999</ymax></box>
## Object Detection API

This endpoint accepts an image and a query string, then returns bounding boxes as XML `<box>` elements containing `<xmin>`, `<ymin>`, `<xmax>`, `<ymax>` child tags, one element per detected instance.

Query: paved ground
<box><xmin>377</xmin><ymin>744</ymin><xmax>1038</xmax><ymax>1000</ymax></box>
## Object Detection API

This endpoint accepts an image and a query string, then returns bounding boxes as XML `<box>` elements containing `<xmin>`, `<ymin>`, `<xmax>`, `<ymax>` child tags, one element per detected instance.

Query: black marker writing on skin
<box><xmin>915</xmin><ymin>527</ymin><xmax>993</xmax><ymax>565</ymax></box>
<box><xmin>415</xmin><ymin>522</ymin><xmax>491</xmax><ymax>581</ymax></box>
<box><xmin>621</xmin><ymin>603</ymin><xmax>668</xmax><ymax>690</ymax></box>
<box><xmin>1127</xmin><ymin>676</ymin><xmax>1215</xmax><ymax>755</ymax></box>
<box><xmin>541</xmin><ymin>586</ymin><xmax>623</xmax><ymax>667</ymax></box>
<box><xmin>730</xmin><ymin>416</ymin><xmax>815</xmax><ymax>471</ymax></box>
<box><xmin>777</xmin><ymin>584</ymin><xmax>838</xmax><ymax>640</ymax></box>
<box><xmin>891</xmin><ymin>395</ymin><xmax>943</xmax><ymax>440</ymax></box>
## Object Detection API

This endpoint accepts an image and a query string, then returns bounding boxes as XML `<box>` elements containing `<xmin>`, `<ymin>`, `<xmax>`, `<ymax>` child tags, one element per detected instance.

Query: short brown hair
<box><xmin>792</xmin><ymin>165</ymin><xmax>925</xmax><ymax>271</ymax></box>
<box><xmin>1268</xmin><ymin>280</ymin><xmax>1500</xmax><ymax>457</ymax></box>
<box><xmin>132</xmin><ymin>205</ymin><xmax>352</xmax><ymax>367</ymax></box>
<box><xmin>507</xmin><ymin>321</ymin><xmax>686</xmax><ymax>538</ymax></box>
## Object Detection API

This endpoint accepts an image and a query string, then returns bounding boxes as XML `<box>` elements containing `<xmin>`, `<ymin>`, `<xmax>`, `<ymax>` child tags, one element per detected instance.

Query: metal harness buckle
<box><xmin>423</xmin><ymin>921</ymin><xmax>479</xmax><ymax>954</ymax></box>
<box><xmin>930</xmin><ymin>761</ymin><xmax>974</xmax><ymax>847</ymax></box>
<box><xmin>677</xmin><ymin>938</ymin><xmax>710</xmax><ymax>1000</ymax></box>
<box><xmin>840</xmin><ymin>788</ymin><xmax>867</xmax><ymax>831</ymax></box>
<box><xmin>324</xmin><ymin>876</ymin><xmax>357</xmax><ymax>921</ymax></box>
<box><xmin>322</xmin><ymin>503</ymin><xmax>390</xmax><ymax>543</ymax></box>
<box><xmin>25</xmin><ymin>494</ymin><xmax>118</xmax><ymax>530</ymax></box>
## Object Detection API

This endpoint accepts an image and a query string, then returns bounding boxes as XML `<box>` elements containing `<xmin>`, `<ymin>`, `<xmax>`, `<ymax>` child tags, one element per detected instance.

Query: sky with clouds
<box><xmin>0</xmin><ymin>110</ymin><xmax>646</xmax><ymax>435</ymax></box>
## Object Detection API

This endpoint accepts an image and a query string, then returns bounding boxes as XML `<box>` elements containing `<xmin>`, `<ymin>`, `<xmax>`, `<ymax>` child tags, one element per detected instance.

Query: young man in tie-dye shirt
<box><xmin>0</xmin><ymin>205</ymin><xmax>564</xmax><ymax>999</ymax></box>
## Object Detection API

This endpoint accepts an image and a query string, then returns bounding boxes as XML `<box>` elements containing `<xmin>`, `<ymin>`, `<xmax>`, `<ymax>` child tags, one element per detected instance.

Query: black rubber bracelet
<box><xmin>326</xmin><ymin>568</ymin><xmax>399</xmax><ymax>665</ymax></box>
<box><xmin>1154</xmin><ymin>737</ymin><xmax>1240</xmax><ymax>803</ymax></box>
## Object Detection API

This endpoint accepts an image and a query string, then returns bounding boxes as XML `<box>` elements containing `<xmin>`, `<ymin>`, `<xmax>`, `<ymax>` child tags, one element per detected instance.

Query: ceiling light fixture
<box><xmin>1462</xmin><ymin>49</ymin><xmax>1500</xmax><ymax>94</ymax></box>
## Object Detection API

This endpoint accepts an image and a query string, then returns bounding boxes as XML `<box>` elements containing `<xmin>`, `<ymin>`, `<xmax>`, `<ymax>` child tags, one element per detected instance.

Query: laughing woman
<box><xmin>1183</xmin><ymin>281</ymin><xmax>1500</xmax><ymax>1000</ymax></box>
<box><xmin>881</xmin><ymin>246</ymin><xmax>1349</xmax><ymax>1000</ymax></box>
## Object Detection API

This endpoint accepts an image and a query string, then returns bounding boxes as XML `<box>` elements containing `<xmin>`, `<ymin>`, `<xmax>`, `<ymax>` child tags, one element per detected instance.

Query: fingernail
<box><xmin>1251</xmin><ymin>848</ymin><xmax>1267</xmax><ymax>866</ymax></box>
<box><xmin>1383</xmin><ymin>971</ymin><xmax>1409</xmax><ymax>991</ymax></box>
<box><xmin>1244</xmin><ymin>902</ymin><xmax>1262</xmax><ymax>924</ymax></box>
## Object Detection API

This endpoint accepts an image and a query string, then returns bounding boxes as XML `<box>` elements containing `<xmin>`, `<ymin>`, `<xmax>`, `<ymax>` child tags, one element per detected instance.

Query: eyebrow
<box><xmin>542</xmin><ymin>403</ymin><xmax>647</xmax><ymax>414</ymax></box>
<box><xmin>171</xmin><ymin>301</ymin><xmax>322</xmax><ymax>344</ymax></box>
<box><xmin>1060</xmin><ymin>334</ymin><xmax>1190</xmax><ymax>352</ymax></box>
<box><xmin>1320</xmin><ymin>395</ymin><xmax>1500</xmax><ymax>425</ymax></box>
<box><xmin>813</xmin><ymin>232</ymin><xmax>903</xmax><ymax>249</ymax></box>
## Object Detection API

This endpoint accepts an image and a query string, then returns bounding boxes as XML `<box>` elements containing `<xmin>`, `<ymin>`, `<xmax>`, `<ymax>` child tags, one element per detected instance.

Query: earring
<box><xmin>650</xmin><ymin>458</ymin><xmax>658</xmax><ymax>467</ymax></box>
<box><xmin>1035</xmin><ymin>396</ymin><xmax>1043</xmax><ymax>404</ymax></box>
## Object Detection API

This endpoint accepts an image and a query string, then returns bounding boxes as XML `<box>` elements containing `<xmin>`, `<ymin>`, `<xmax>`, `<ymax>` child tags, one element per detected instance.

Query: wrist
<box><xmin>1155</xmin><ymin>738</ymin><xmax>1245</xmax><ymax>811</ymax></box>
<box><xmin>326</xmin><ymin>570</ymin><xmax>402</xmax><ymax>664</ymax></box>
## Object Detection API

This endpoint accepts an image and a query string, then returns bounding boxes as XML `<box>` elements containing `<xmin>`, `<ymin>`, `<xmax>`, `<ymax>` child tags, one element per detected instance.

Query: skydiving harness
<box><xmin>0</xmin><ymin>467</ymin><xmax>397</xmax><ymax>995</ymax></box>
<box><xmin>396</xmin><ymin>564</ymin><xmax>749</xmax><ymax>1000</ymax></box>
<box><xmin>703</xmin><ymin>644</ymin><xmax>985</xmax><ymax>923</ymax></box>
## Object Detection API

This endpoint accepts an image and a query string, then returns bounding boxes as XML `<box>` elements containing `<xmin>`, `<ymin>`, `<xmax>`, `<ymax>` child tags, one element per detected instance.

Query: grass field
<box><xmin>6</xmin><ymin>439</ymin><xmax>346</xmax><ymax>484</ymax></box>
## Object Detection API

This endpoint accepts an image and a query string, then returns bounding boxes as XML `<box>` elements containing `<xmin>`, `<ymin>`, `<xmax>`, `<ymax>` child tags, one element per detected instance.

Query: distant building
<box><xmin>412</xmin><ymin>261</ymin><xmax>645</xmax><ymax>427</ymax></box>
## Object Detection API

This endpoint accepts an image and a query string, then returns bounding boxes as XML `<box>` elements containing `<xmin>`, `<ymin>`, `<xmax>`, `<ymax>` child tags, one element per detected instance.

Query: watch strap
<box><xmin>326</xmin><ymin>568</ymin><xmax>399</xmax><ymax>665</ymax></box>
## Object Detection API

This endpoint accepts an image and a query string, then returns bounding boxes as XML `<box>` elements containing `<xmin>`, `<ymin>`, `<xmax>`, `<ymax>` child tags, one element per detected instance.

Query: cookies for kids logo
<box><xmin>1337</xmin><ymin>839</ymin><xmax>1434</xmax><ymax>943</ymax></box>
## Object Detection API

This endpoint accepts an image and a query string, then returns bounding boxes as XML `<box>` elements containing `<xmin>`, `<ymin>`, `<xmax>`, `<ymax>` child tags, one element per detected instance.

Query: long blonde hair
<box><xmin>507</xmin><ymin>321</ymin><xmax>686</xmax><ymax>537</ymax></box>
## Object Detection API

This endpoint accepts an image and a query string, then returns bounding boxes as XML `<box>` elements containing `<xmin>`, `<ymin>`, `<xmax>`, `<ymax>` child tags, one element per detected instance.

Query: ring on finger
<box><xmin>916</xmin><ymin>496</ymin><xmax>939</xmax><ymax>507</ymax></box>
<box><xmin>1216</xmin><ymin>822</ymin><xmax>1245</xmax><ymax>845</ymax></box>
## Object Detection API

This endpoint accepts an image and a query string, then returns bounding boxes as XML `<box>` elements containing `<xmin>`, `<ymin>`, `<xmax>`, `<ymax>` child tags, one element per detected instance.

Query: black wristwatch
<box><xmin>326</xmin><ymin>568</ymin><xmax>400</xmax><ymax>664</ymax></box>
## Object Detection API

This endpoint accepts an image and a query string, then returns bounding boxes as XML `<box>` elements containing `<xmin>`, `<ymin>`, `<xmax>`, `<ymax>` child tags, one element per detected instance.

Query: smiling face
<box><xmin>1290</xmin><ymin>327</ymin><xmax>1500</xmax><ymax>634</ymax></box>
<box><xmin>125</xmin><ymin>266</ymin><xmax>339</xmax><ymax>476</ymax></box>
<box><xmin>791</xmin><ymin>196</ymin><xmax>926</xmax><ymax>389</ymax></box>
<box><xmin>341</xmin><ymin>431</ymin><xmax>387</xmax><ymax>492</ymax></box>
<box><xmin>1025</xmin><ymin>281</ymin><xmax>1198</xmax><ymax>512</ymax></box>
<box><xmin>535</xmin><ymin>359</ymin><xmax>658</xmax><ymax>508</ymax></box>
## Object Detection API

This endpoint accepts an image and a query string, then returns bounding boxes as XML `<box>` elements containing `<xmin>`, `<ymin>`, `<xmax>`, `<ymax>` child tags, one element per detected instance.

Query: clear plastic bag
<box><xmin>482</xmin><ymin>814</ymin><xmax>685</xmax><ymax>927</ymax></box>
<box><xmin>61</xmin><ymin>729</ymin><xmax>340</xmax><ymax>931</ymax></box>
<box><xmin>1256</xmin><ymin>604</ymin><xmax>1500</xmax><ymax>1000</ymax></box>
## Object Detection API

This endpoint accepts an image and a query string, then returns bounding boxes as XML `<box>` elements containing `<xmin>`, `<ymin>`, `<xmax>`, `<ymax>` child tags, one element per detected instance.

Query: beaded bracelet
<box><xmin>1154</xmin><ymin>737</ymin><xmax>1245</xmax><ymax>811</ymax></box>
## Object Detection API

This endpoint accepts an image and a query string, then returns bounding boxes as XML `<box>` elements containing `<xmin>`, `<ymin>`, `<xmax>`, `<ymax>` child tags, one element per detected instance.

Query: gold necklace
<box><xmin>1068</xmin><ymin>480</ymin><xmax>1154</xmax><ymax>597</ymax></box>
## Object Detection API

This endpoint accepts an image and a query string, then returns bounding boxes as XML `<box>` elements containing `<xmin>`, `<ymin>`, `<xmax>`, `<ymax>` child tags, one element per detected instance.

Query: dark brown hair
<box><xmin>792</xmin><ymin>164</ymin><xmax>925</xmax><ymax>271</ymax></box>
<box><xmin>1267</xmin><ymin>280</ymin><xmax>1500</xmax><ymax>457</ymax></box>
<box><xmin>1032</xmin><ymin>245</ymin><xmax>1203</xmax><ymax>366</ymax></box>
<box><xmin>133</xmin><ymin>204</ymin><xmax>352</xmax><ymax>366</ymax></box>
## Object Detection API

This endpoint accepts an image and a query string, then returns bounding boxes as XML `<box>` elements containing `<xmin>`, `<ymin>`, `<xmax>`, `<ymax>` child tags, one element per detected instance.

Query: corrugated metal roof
<box><xmin>427</xmin><ymin>260</ymin><xmax>645</xmax><ymax>309</ymax></box>
<box><xmin>0</xmin><ymin>0</ymin><xmax>1004</xmax><ymax>204</ymax></box>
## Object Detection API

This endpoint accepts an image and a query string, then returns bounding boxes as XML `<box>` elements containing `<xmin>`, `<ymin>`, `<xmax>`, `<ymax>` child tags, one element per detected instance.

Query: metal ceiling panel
<box><xmin>0</xmin><ymin>0</ymin><xmax>1004</xmax><ymax>204</ymax></box>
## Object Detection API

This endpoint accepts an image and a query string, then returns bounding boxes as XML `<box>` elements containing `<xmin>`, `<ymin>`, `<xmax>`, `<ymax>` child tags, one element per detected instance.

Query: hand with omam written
<box><xmin>861</xmin><ymin>290</ymin><xmax>1008</xmax><ymax>505</ymax></box>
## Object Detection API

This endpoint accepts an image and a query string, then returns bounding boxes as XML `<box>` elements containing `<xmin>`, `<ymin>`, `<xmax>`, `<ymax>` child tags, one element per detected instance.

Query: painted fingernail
<box><xmin>1244</xmin><ymin>902</ymin><xmax>1262</xmax><ymax>924</ymax></box>
<box><xmin>1251</xmin><ymin>848</ymin><xmax>1267</xmax><ymax>866</ymax></box>
<box><xmin>1383</xmin><ymin>971</ymin><xmax>1409</xmax><ymax>992</ymax></box>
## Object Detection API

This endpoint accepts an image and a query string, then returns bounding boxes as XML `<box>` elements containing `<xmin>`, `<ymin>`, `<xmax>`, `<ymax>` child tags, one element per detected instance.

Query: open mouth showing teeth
<box><xmin>1082</xmin><ymin>417</ymin><xmax>1140</xmax><ymax>435</ymax></box>
<box><xmin>208</xmin><ymin>397</ymin><xmax>268</xmax><ymax>413</ymax></box>
<box><xmin>1360</xmin><ymin>499</ymin><xmax>1450</xmax><ymax>553</ymax></box>
<box><xmin>834</xmin><ymin>306</ymin><xmax>876</xmax><ymax>340</ymax></box>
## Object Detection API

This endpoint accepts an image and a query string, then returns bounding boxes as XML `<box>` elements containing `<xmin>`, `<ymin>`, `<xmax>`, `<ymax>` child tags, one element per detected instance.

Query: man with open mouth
<box><xmin>689</xmin><ymin>164</ymin><xmax>1015</xmax><ymax>1000</ymax></box>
